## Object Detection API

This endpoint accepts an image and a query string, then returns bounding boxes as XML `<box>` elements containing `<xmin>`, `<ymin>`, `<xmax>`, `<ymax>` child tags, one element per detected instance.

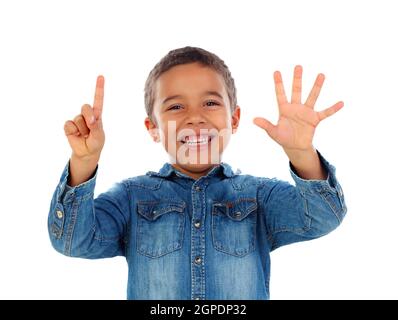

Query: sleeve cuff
<box><xmin>56</xmin><ymin>160</ymin><xmax>98</xmax><ymax>203</ymax></box>
<box><xmin>289</xmin><ymin>150</ymin><xmax>343</xmax><ymax>196</ymax></box>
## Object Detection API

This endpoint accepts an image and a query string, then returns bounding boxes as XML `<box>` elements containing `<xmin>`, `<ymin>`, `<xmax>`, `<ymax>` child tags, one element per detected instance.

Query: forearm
<box><xmin>68</xmin><ymin>153</ymin><xmax>100</xmax><ymax>186</ymax></box>
<box><xmin>48</xmin><ymin>161</ymin><xmax>127</xmax><ymax>258</ymax></box>
<box><xmin>48</xmin><ymin>162</ymin><xmax>98</xmax><ymax>257</ymax></box>
<box><xmin>283</xmin><ymin>147</ymin><xmax>327</xmax><ymax>180</ymax></box>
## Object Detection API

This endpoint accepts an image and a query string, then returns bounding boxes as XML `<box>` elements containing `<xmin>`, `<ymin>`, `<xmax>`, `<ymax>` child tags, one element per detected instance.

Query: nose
<box><xmin>185</xmin><ymin>107</ymin><xmax>207</xmax><ymax>126</ymax></box>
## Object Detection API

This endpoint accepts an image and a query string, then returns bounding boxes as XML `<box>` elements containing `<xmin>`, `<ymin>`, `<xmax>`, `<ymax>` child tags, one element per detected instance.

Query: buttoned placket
<box><xmin>190</xmin><ymin>181</ymin><xmax>207</xmax><ymax>300</ymax></box>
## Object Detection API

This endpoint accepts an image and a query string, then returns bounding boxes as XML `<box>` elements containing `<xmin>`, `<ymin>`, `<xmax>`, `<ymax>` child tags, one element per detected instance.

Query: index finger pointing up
<box><xmin>93</xmin><ymin>75</ymin><xmax>105</xmax><ymax>120</ymax></box>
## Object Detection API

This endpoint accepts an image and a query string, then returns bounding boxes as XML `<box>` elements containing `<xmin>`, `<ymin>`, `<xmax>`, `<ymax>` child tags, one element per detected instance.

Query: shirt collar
<box><xmin>146</xmin><ymin>162</ymin><xmax>237</xmax><ymax>179</ymax></box>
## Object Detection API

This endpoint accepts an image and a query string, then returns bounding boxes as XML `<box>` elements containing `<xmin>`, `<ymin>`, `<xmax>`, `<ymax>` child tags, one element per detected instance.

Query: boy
<box><xmin>48</xmin><ymin>46</ymin><xmax>346</xmax><ymax>300</ymax></box>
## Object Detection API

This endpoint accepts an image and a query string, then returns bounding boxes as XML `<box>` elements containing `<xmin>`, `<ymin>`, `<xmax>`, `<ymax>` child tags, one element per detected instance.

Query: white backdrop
<box><xmin>1</xmin><ymin>0</ymin><xmax>397</xmax><ymax>299</ymax></box>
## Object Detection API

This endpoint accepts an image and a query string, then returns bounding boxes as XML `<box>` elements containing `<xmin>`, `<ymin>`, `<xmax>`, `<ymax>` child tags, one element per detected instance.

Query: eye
<box><xmin>168</xmin><ymin>104</ymin><xmax>183</xmax><ymax>111</ymax></box>
<box><xmin>205</xmin><ymin>100</ymin><xmax>220</xmax><ymax>107</ymax></box>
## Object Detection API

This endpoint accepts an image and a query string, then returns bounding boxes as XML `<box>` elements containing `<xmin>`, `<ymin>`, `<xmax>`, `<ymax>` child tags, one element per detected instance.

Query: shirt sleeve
<box><xmin>47</xmin><ymin>160</ymin><xmax>131</xmax><ymax>258</ymax></box>
<box><xmin>261</xmin><ymin>151</ymin><xmax>347</xmax><ymax>251</ymax></box>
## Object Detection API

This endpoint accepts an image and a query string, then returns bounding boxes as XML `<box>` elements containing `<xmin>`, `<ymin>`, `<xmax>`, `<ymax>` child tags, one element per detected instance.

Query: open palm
<box><xmin>254</xmin><ymin>65</ymin><xmax>343</xmax><ymax>151</ymax></box>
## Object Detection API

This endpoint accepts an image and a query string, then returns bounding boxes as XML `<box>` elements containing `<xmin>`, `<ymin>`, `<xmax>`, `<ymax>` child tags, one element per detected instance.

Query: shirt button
<box><xmin>56</xmin><ymin>210</ymin><xmax>63</xmax><ymax>219</ymax></box>
<box><xmin>194</xmin><ymin>186</ymin><xmax>201</xmax><ymax>191</ymax></box>
<box><xmin>194</xmin><ymin>297</ymin><xmax>200</xmax><ymax>300</ymax></box>
<box><xmin>194</xmin><ymin>221</ymin><xmax>201</xmax><ymax>229</ymax></box>
<box><xmin>194</xmin><ymin>256</ymin><xmax>202</xmax><ymax>265</ymax></box>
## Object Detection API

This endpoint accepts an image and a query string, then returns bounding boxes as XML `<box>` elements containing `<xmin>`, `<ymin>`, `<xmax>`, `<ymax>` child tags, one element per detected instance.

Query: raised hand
<box><xmin>253</xmin><ymin>66</ymin><xmax>343</xmax><ymax>151</ymax></box>
<box><xmin>64</xmin><ymin>75</ymin><xmax>105</xmax><ymax>160</ymax></box>
<box><xmin>63</xmin><ymin>76</ymin><xmax>105</xmax><ymax>186</ymax></box>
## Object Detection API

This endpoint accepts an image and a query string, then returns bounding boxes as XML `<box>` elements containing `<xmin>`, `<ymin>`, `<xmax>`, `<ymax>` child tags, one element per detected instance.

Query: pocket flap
<box><xmin>214</xmin><ymin>198</ymin><xmax>257</xmax><ymax>221</ymax></box>
<box><xmin>137</xmin><ymin>200</ymin><xmax>185</xmax><ymax>221</ymax></box>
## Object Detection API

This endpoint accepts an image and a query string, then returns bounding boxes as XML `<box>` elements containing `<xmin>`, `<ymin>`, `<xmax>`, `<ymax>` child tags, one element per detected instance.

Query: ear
<box><xmin>231</xmin><ymin>106</ymin><xmax>241</xmax><ymax>134</ymax></box>
<box><xmin>145</xmin><ymin>117</ymin><xmax>160</xmax><ymax>143</ymax></box>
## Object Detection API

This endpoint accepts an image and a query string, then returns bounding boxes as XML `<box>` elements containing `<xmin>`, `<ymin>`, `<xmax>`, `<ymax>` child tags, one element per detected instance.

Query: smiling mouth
<box><xmin>179</xmin><ymin>135</ymin><xmax>214</xmax><ymax>146</ymax></box>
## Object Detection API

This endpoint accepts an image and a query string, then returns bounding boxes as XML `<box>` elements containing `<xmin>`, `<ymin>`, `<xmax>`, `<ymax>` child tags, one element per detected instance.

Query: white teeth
<box><xmin>186</xmin><ymin>138</ymin><xmax>208</xmax><ymax>145</ymax></box>
<box><xmin>183</xmin><ymin>135</ymin><xmax>211</xmax><ymax>144</ymax></box>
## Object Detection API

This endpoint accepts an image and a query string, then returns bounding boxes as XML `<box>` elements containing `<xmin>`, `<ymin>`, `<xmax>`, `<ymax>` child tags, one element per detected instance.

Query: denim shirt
<box><xmin>48</xmin><ymin>152</ymin><xmax>346</xmax><ymax>300</ymax></box>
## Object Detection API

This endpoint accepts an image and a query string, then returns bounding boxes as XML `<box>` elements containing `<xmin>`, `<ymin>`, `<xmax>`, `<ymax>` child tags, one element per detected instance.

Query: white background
<box><xmin>1</xmin><ymin>0</ymin><xmax>397</xmax><ymax>299</ymax></box>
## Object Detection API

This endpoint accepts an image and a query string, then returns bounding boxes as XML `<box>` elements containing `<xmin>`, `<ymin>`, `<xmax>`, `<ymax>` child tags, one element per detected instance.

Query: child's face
<box><xmin>145</xmin><ymin>62</ymin><xmax>240</xmax><ymax>179</ymax></box>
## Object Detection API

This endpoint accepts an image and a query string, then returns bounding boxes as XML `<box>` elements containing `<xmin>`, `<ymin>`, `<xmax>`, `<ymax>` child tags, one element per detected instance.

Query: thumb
<box><xmin>89</xmin><ymin>116</ymin><xmax>104</xmax><ymax>137</ymax></box>
<box><xmin>81</xmin><ymin>104</ymin><xmax>103</xmax><ymax>133</ymax></box>
<box><xmin>253</xmin><ymin>117</ymin><xmax>278</xmax><ymax>141</ymax></box>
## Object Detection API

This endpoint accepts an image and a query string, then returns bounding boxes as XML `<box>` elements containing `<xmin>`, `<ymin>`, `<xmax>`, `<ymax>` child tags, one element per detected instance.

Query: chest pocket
<box><xmin>212</xmin><ymin>198</ymin><xmax>257</xmax><ymax>257</ymax></box>
<box><xmin>137</xmin><ymin>200</ymin><xmax>186</xmax><ymax>258</ymax></box>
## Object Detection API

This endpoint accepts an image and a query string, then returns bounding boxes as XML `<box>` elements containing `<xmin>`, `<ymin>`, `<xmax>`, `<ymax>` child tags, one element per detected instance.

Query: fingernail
<box><xmin>90</xmin><ymin>116</ymin><xmax>95</xmax><ymax>125</ymax></box>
